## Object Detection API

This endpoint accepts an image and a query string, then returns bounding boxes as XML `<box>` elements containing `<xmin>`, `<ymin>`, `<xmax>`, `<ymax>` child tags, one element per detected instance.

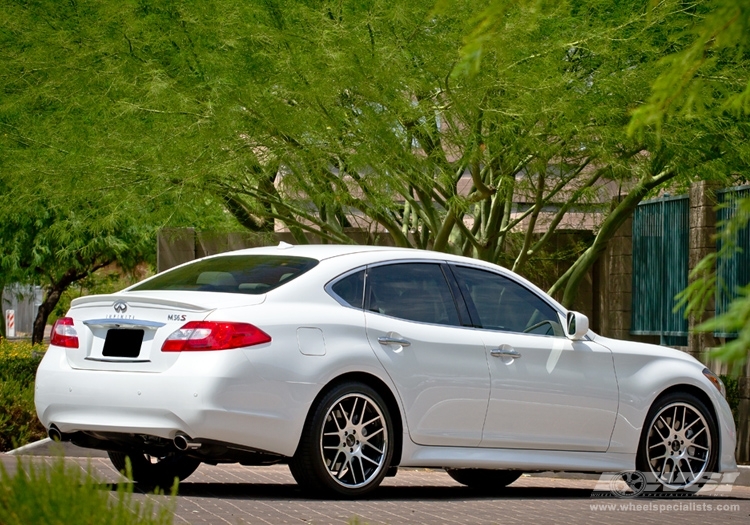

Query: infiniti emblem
<box><xmin>113</xmin><ymin>301</ymin><xmax>128</xmax><ymax>314</ymax></box>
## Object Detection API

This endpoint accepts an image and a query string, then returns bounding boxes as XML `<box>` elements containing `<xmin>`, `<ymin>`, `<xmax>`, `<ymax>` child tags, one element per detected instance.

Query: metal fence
<box><xmin>715</xmin><ymin>185</ymin><xmax>750</xmax><ymax>337</ymax></box>
<box><xmin>631</xmin><ymin>195</ymin><xmax>689</xmax><ymax>346</ymax></box>
<box><xmin>1</xmin><ymin>284</ymin><xmax>42</xmax><ymax>338</ymax></box>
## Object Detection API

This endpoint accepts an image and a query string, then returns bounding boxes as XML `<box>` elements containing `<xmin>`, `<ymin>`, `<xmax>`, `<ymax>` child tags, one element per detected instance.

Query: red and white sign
<box><xmin>5</xmin><ymin>310</ymin><xmax>14</xmax><ymax>338</ymax></box>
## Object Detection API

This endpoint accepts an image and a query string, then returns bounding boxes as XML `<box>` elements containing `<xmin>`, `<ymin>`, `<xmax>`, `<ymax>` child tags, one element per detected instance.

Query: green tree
<box><xmin>629</xmin><ymin>0</ymin><xmax>750</xmax><ymax>366</ymax></box>
<box><xmin>0</xmin><ymin>175</ymin><xmax>155</xmax><ymax>344</ymax></box>
<box><xmin>211</xmin><ymin>0</ymin><xmax>747</xmax><ymax>306</ymax></box>
<box><xmin>3</xmin><ymin>0</ymin><xmax>748</xmax><ymax>325</ymax></box>
<box><xmin>0</xmin><ymin>0</ymin><xmax>237</xmax><ymax>342</ymax></box>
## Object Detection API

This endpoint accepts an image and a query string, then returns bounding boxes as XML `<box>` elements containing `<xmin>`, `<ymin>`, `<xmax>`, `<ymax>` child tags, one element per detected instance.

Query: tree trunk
<box><xmin>31</xmin><ymin>264</ymin><xmax>110</xmax><ymax>345</ymax></box>
<box><xmin>548</xmin><ymin>194</ymin><xmax>643</xmax><ymax>308</ymax></box>
<box><xmin>549</xmin><ymin>168</ymin><xmax>677</xmax><ymax>308</ymax></box>
<box><xmin>0</xmin><ymin>281</ymin><xmax>5</xmax><ymax>339</ymax></box>
<box><xmin>32</xmin><ymin>271</ymin><xmax>79</xmax><ymax>344</ymax></box>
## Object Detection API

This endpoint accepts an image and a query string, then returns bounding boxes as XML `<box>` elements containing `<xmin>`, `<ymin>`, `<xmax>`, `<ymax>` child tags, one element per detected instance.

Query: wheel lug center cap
<box><xmin>671</xmin><ymin>441</ymin><xmax>681</xmax><ymax>452</ymax></box>
<box><xmin>346</xmin><ymin>434</ymin><xmax>356</xmax><ymax>447</ymax></box>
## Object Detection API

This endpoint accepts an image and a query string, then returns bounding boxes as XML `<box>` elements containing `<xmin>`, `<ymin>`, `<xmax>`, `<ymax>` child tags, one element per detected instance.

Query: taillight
<box><xmin>50</xmin><ymin>317</ymin><xmax>79</xmax><ymax>348</ymax></box>
<box><xmin>161</xmin><ymin>321</ymin><xmax>271</xmax><ymax>352</ymax></box>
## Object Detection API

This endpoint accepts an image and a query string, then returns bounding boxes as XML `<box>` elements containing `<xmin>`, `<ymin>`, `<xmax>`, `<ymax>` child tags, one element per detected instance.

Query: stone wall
<box><xmin>594</xmin><ymin>209</ymin><xmax>658</xmax><ymax>344</ymax></box>
<box><xmin>688</xmin><ymin>181</ymin><xmax>720</xmax><ymax>356</ymax></box>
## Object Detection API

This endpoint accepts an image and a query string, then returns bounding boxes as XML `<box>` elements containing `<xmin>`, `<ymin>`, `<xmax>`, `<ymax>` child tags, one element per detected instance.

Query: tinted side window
<box><xmin>452</xmin><ymin>266</ymin><xmax>561</xmax><ymax>336</ymax></box>
<box><xmin>330</xmin><ymin>270</ymin><xmax>365</xmax><ymax>308</ymax></box>
<box><xmin>366</xmin><ymin>264</ymin><xmax>460</xmax><ymax>326</ymax></box>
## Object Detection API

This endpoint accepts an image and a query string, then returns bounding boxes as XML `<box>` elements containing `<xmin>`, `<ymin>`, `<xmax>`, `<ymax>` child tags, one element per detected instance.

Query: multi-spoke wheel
<box><xmin>637</xmin><ymin>392</ymin><xmax>718</xmax><ymax>492</ymax></box>
<box><xmin>290</xmin><ymin>382</ymin><xmax>393</xmax><ymax>497</ymax></box>
<box><xmin>445</xmin><ymin>469</ymin><xmax>522</xmax><ymax>492</ymax></box>
<box><xmin>108</xmin><ymin>451</ymin><xmax>200</xmax><ymax>490</ymax></box>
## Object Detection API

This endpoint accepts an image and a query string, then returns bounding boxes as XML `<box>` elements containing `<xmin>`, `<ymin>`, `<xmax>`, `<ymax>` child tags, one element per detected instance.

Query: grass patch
<box><xmin>0</xmin><ymin>457</ymin><xmax>175</xmax><ymax>525</ymax></box>
<box><xmin>0</xmin><ymin>340</ymin><xmax>46</xmax><ymax>452</ymax></box>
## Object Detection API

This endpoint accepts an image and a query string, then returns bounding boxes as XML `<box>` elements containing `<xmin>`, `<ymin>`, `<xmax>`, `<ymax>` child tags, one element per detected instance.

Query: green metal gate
<box><xmin>715</xmin><ymin>185</ymin><xmax>750</xmax><ymax>337</ymax></box>
<box><xmin>631</xmin><ymin>195</ymin><xmax>689</xmax><ymax>346</ymax></box>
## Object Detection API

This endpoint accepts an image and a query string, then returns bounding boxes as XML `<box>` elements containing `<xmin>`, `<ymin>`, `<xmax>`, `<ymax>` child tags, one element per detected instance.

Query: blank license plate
<box><xmin>102</xmin><ymin>329</ymin><xmax>144</xmax><ymax>358</ymax></box>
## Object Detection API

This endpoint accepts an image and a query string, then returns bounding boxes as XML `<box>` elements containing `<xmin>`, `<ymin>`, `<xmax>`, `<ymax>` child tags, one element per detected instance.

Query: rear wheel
<box><xmin>636</xmin><ymin>392</ymin><xmax>718</xmax><ymax>493</ymax></box>
<box><xmin>108</xmin><ymin>451</ymin><xmax>200</xmax><ymax>490</ymax></box>
<box><xmin>289</xmin><ymin>382</ymin><xmax>393</xmax><ymax>498</ymax></box>
<box><xmin>445</xmin><ymin>469</ymin><xmax>522</xmax><ymax>491</ymax></box>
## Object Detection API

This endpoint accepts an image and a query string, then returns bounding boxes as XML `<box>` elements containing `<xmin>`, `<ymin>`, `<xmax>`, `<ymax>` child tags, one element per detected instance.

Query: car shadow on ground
<box><xmin>102</xmin><ymin>482</ymin><xmax>750</xmax><ymax>502</ymax></box>
<box><xmin>176</xmin><ymin>483</ymin><xmax>598</xmax><ymax>500</ymax></box>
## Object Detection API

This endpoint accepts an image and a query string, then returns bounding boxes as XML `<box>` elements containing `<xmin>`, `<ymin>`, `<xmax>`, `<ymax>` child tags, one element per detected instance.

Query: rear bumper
<box><xmin>35</xmin><ymin>347</ymin><xmax>317</xmax><ymax>457</ymax></box>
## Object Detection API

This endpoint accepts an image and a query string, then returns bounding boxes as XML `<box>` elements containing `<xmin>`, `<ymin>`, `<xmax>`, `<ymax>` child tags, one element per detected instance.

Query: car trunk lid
<box><xmin>64</xmin><ymin>292</ymin><xmax>265</xmax><ymax>372</ymax></box>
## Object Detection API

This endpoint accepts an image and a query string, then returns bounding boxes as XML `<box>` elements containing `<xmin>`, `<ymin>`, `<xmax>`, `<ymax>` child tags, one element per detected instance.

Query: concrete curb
<box><xmin>735</xmin><ymin>465</ymin><xmax>750</xmax><ymax>486</ymax></box>
<box><xmin>5</xmin><ymin>437</ymin><xmax>52</xmax><ymax>455</ymax></box>
<box><xmin>5</xmin><ymin>438</ymin><xmax>107</xmax><ymax>458</ymax></box>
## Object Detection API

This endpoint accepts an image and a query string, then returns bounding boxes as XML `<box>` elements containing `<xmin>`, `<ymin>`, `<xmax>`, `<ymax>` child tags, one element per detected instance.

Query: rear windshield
<box><xmin>131</xmin><ymin>255</ymin><xmax>319</xmax><ymax>295</ymax></box>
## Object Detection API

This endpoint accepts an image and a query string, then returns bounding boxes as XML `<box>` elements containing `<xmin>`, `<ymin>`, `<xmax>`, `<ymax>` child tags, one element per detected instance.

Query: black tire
<box><xmin>636</xmin><ymin>391</ymin><xmax>718</xmax><ymax>493</ymax></box>
<box><xmin>108</xmin><ymin>450</ymin><xmax>201</xmax><ymax>490</ymax></box>
<box><xmin>289</xmin><ymin>381</ymin><xmax>394</xmax><ymax>498</ymax></box>
<box><xmin>445</xmin><ymin>469</ymin><xmax>522</xmax><ymax>491</ymax></box>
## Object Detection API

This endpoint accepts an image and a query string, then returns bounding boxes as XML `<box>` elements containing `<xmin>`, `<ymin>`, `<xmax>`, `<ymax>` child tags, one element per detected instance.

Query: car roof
<box><xmin>205</xmin><ymin>243</ymin><xmax>566</xmax><ymax>313</ymax></box>
<box><xmin>218</xmin><ymin>243</ymin><xmax>405</xmax><ymax>260</ymax></box>
<box><xmin>210</xmin><ymin>243</ymin><xmax>490</xmax><ymax>267</ymax></box>
<box><xmin>203</xmin><ymin>242</ymin><xmax>525</xmax><ymax>276</ymax></box>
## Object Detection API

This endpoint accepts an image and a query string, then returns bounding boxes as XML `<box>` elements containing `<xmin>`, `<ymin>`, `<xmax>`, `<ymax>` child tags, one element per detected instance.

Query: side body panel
<box><xmin>365</xmin><ymin>311</ymin><xmax>490</xmax><ymax>446</ymax></box>
<box><xmin>479</xmin><ymin>332</ymin><xmax>618</xmax><ymax>451</ymax></box>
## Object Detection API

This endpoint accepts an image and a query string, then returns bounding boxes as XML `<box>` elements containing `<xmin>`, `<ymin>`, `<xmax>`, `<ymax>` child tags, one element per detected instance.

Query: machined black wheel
<box><xmin>637</xmin><ymin>392</ymin><xmax>718</xmax><ymax>492</ymax></box>
<box><xmin>108</xmin><ymin>450</ymin><xmax>201</xmax><ymax>490</ymax></box>
<box><xmin>445</xmin><ymin>469</ymin><xmax>522</xmax><ymax>491</ymax></box>
<box><xmin>290</xmin><ymin>382</ymin><xmax>394</xmax><ymax>498</ymax></box>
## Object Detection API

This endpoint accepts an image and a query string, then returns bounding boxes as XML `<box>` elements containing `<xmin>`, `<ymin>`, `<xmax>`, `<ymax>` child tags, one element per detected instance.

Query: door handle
<box><xmin>378</xmin><ymin>336</ymin><xmax>411</xmax><ymax>347</ymax></box>
<box><xmin>490</xmin><ymin>347</ymin><xmax>521</xmax><ymax>359</ymax></box>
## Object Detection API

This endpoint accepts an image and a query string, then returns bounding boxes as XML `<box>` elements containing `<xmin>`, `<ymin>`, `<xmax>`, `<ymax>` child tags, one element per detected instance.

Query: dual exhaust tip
<box><xmin>173</xmin><ymin>433</ymin><xmax>201</xmax><ymax>451</ymax></box>
<box><xmin>48</xmin><ymin>425</ymin><xmax>64</xmax><ymax>442</ymax></box>
<box><xmin>47</xmin><ymin>425</ymin><xmax>200</xmax><ymax>452</ymax></box>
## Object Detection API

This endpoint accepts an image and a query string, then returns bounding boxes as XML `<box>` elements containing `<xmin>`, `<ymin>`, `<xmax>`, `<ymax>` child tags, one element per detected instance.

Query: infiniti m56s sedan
<box><xmin>35</xmin><ymin>244</ymin><xmax>737</xmax><ymax>497</ymax></box>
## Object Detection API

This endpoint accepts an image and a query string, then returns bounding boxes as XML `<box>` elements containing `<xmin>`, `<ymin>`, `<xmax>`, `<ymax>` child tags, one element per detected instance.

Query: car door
<box><xmin>449</xmin><ymin>264</ymin><xmax>619</xmax><ymax>452</ymax></box>
<box><xmin>363</xmin><ymin>262</ymin><xmax>490</xmax><ymax>447</ymax></box>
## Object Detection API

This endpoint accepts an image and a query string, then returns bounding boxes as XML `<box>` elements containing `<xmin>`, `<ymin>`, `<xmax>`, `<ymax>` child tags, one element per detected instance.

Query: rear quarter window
<box><xmin>329</xmin><ymin>270</ymin><xmax>365</xmax><ymax>308</ymax></box>
<box><xmin>131</xmin><ymin>255</ymin><xmax>319</xmax><ymax>295</ymax></box>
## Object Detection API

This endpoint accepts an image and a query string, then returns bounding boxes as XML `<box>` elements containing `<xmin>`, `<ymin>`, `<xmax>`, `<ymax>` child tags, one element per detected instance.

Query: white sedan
<box><xmin>35</xmin><ymin>244</ymin><xmax>737</xmax><ymax>497</ymax></box>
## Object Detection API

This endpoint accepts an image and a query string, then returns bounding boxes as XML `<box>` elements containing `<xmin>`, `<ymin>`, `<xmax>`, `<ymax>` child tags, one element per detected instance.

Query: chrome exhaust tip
<box><xmin>48</xmin><ymin>425</ymin><xmax>63</xmax><ymax>442</ymax></box>
<box><xmin>173</xmin><ymin>433</ymin><xmax>201</xmax><ymax>451</ymax></box>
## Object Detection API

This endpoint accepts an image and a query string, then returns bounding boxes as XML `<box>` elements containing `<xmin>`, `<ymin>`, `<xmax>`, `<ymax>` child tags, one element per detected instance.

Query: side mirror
<box><xmin>566</xmin><ymin>311</ymin><xmax>589</xmax><ymax>340</ymax></box>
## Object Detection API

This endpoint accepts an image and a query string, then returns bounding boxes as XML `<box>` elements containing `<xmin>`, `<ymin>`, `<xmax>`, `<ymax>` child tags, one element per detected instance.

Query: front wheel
<box><xmin>445</xmin><ymin>469</ymin><xmax>522</xmax><ymax>492</ymax></box>
<box><xmin>289</xmin><ymin>382</ymin><xmax>394</xmax><ymax>498</ymax></box>
<box><xmin>636</xmin><ymin>392</ymin><xmax>718</xmax><ymax>493</ymax></box>
<box><xmin>108</xmin><ymin>451</ymin><xmax>201</xmax><ymax>490</ymax></box>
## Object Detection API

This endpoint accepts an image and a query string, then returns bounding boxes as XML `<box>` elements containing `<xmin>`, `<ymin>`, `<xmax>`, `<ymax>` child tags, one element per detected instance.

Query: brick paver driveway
<box><xmin>2</xmin><ymin>456</ymin><xmax>749</xmax><ymax>525</ymax></box>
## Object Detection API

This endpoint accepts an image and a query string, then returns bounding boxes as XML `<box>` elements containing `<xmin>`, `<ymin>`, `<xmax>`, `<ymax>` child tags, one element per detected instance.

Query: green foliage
<box><xmin>630</xmin><ymin>0</ymin><xmax>750</xmax><ymax>132</ymax></box>
<box><xmin>2</xmin><ymin>0</ymin><xmax>749</xmax><ymax>312</ymax></box>
<box><xmin>216</xmin><ymin>0</ymin><xmax>747</xmax><ymax>302</ymax></box>
<box><xmin>0</xmin><ymin>0</ymin><xmax>241</xmax><ymax>342</ymax></box>
<box><xmin>720</xmin><ymin>374</ymin><xmax>741</xmax><ymax>419</ymax></box>
<box><xmin>0</xmin><ymin>457</ymin><xmax>175</xmax><ymax>525</ymax></box>
<box><xmin>697</xmin><ymin>286</ymin><xmax>750</xmax><ymax>366</ymax></box>
<box><xmin>0</xmin><ymin>379</ymin><xmax>45</xmax><ymax>452</ymax></box>
<box><xmin>0</xmin><ymin>340</ymin><xmax>40</xmax><ymax>383</ymax></box>
<box><xmin>626</xmin><ymin>0</ymin><xmax>750</xmax><ymax>366</ymax></box>
<box><xmin>0</xmin><ymin>340</ymin><xmax>46</xmax><ymax>452</ymax></box>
